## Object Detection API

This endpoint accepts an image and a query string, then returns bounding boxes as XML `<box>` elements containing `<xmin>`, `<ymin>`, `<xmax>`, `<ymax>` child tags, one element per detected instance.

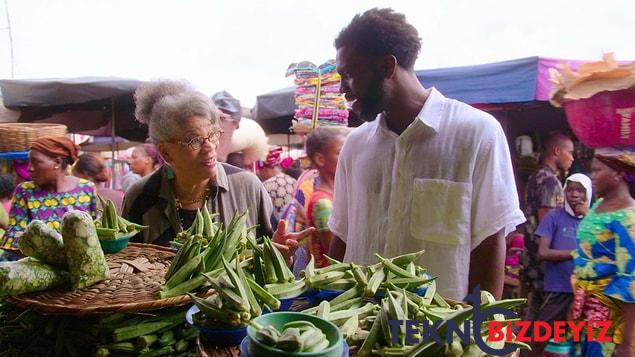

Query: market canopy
<box><xmin>253</xmin><ymin>56</ymin><xmax>591</xmax><ymax>133</ymax></box>
<box><xmin>0</xmin><ymin>77</ymin><xmax>146</xmax><ymax>141</ymax></box>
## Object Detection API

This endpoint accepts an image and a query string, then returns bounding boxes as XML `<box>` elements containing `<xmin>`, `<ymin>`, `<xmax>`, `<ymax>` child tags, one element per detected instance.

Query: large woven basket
<box><xmin>8</xmin><ymin>243</ymin><xmax>207</xmax><ymax>315</ymax></box>
<box><xmin>0</xmin><ymin>123</ymin><xmax>68</xmax><ymax>152</ymax></box>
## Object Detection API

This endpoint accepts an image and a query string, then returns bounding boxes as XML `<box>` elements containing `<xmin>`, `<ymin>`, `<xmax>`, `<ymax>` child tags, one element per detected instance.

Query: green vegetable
<box><xmin>159</xmin><ymin>274</ymin><xmax>207</xmax><ymax>299</ymax></box>
<box><xmin>187</xmin><ymin>293</ymin><xmax>242</xmax><ymax>327</ymax></box>
<box><xmin>158</xmin><ymin>330</ymin><xmax>175</xmax><ymax>346</ymax></box>
<box><xmin>19</xmin><ymin>220</ymin><xmax>67</xmax><ymax>267</ymax></box>
<box><xmin>234</xmin><ymin>255</ymin><xmax>262</xmax><ymax>317</ymax></box>
<box><xmin>0</xmin><ymin>258</ymin><xmax>70</xmax><ymax>296</ymax></box>
<box><xmin>276</xmin><ymin>327</ymin><xmax>303</xmax><ymax>352</ymax></box>
<box><xmin>246</xmin><ymin>277</ymin><xmax>281</xmax><ymax>311</ymax></box>
<box><xmin>61</xmin><ymin>211</ymin><xmax>109</xmax><ymax>289</ymax></box>
<box><xmin>137</xmin><ymin>334</ymin><xmax>158</xmax><ymax>348</ymax></box>
<box><xmin>250</xmin><ymin>321</ymin><xmax>329</xmax><ymax>353</ymax></box>
<box><xmin>375</xmin><ymin>253</ymin><xmax>418</xmax><ymax>278</ymax></box>
<box><xmin>174</xmin><ymin>339</ymin><xmax>189</xmax><ymax>352</ymax></box>
<box><xmin>112</xmin><ymin>322</ymin><xmax>174</xmax><ymax>342</ymax></box>
<box><xmin>105</xmin><ymin>342</ymin><xmax>136</xmax><ymax>352</ymax></box>
<box><xmin>317</xmin><ymin>300</ymin><xmax>330</xmax><ymax>320</ymax></box>
<box><xmin>139</xmin><ymin>345</ymin><xmax>175</xmax><ymax>357</ymax></box>
<box><xmin>366</xmin><ymin>267</ymin><xmax>386</xmax><ymax>296</ymax></box>
<box><xmin>389</xmin><ymin>249</ymin><xmax>425</xmax><ymax>267</ymax></box>
<box><xmin>359</xmin><ymin>311</ymin><xmax>382</xmax><ymax>357</ymax></box>
<box><xmin>255</xmin><ymin>325</ymin><xmax>281</xmax><ymax>346</ymax></box>
<box><xmin>329</xmin><ymin>285</ymin><xmax>363</xmax><ymax>306</ymax></box>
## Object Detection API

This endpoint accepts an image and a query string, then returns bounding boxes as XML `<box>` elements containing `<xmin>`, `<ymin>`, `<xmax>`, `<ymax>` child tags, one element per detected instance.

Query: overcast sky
<box><xmin>1</xmin><ymin>0</ymin><xmax>634</xmax><ymax>106</ymax></box>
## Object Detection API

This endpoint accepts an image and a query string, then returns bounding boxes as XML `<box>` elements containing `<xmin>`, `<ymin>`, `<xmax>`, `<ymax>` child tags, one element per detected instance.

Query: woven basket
<box><xmin>8</xmin><ymin>243</ymin><xmax>207</xmax><ymax>315</ymax></box>
<box><xmin>0</xmin><ymin>123</ymin><xmax>68</xmax><ymax>152</ymax></box>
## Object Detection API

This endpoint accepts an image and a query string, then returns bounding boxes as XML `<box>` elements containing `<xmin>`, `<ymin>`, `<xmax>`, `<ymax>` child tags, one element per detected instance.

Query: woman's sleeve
<box><xmin>2</xmin><ymin>185</ymin><xmax>29</xmax><ymax>248</ymax></box>
<box><xmin>604</xmin><ymin>217</ymin><xmax>635</xmax><ymax>302</ymax></box>
<box><xmin>89</xmin><ymin>184</ymin><xmax>98</xmax><ymax>219</ymax></box>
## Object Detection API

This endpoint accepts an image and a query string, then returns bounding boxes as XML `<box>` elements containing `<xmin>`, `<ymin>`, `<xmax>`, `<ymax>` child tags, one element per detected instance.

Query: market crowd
<box><xmin>0</xmin><ymin>7</ymin><xmax>632</xmax><ymax>357</ymax></box>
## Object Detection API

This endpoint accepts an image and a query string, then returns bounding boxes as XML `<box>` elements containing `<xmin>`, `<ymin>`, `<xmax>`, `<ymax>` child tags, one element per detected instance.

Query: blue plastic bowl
<box><xmin>263</xmin><ymin>297</ymin><xmax>294</xmax><ymax>313</ymax></box>
<box><xmin>306</xmin><ymin>289</ymin><xmax>344</xmax><ymax>306</ymax></box>
<box><xmin>279</xmin><ymin>297</ymin><xmax>294</xmax><ymax>311</ymax></box>
<box><xmin>186</xmin><ymin>305</ymin><xmax>247</xmax><ymax>347</ymax></box>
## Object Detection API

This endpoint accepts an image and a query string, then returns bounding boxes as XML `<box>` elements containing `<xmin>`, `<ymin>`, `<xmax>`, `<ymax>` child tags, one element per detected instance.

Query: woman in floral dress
<box><xmin>570</xmin><ymin>148</ymin><xmax>635</xmax><ymax>357</ymax></box>
<box><xmin>0</xmin><ymin>136</ymin><xmax>97</xmax><ymax>261</ymax></box>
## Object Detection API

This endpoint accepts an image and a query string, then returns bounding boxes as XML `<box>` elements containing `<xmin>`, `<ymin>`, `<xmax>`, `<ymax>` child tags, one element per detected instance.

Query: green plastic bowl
<box><xmin>247</xmin><ymin>312</ymin><xmax>343</xmax><ymax>357</ymax></box>
<box><xmin>99</xmin><ymin>231</ymin><xmax>136</xmax><ymax>254</ymax></box>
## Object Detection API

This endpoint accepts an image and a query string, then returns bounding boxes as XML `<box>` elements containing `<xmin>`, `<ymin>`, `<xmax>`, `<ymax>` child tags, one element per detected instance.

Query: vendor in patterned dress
<box><xmin>569</xmin><ymin>148</ymin><xmax>635</xmax><ymax>357</ymax></box>
<box><xmin>0</xmin><ymin>136</ymin><xmax>97</xmax><ymax>261</ymax></box>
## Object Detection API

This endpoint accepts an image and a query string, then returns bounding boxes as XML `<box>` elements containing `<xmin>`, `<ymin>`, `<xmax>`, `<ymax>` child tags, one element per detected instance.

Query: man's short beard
<box><xmin>358</xmin><ymin>77</ymin><xmax>385</xmax><ymax>122</ymax></box>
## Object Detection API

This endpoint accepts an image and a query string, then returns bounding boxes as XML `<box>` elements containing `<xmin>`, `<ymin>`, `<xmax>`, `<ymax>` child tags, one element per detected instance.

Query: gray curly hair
<box><xmin>134</xmin><ymin>79</ymin><xmax>218</xmax><ymax>144</ymax></box>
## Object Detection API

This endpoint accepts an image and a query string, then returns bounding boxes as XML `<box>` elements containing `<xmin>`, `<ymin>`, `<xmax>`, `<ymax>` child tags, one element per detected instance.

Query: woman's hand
<box><xmin>272</xmin><ymin>220</ymin><xmax>315</xmax><ymax>265</ymax></box>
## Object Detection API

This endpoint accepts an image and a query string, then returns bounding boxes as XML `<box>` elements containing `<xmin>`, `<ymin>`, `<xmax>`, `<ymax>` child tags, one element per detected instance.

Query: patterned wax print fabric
<box><xmin>263</xmin><ymin>172</ymin><xmax>297</xmax><ymax>220</ymax></box>
<box><xmin>569</xmin><ymin>200</ymin><xmax>635</xmax><ymax>353</ymax></box>
<box><xmin>287</xmin><ymin>170</ymin><xmax>318</xmax><ymax>277</ymax></box>
<box><xmin>0</xmin><ymin>180</ymin><xmax>97</xmax><ymax>250</ymax></box>
<box><xmin>307</xmin><ymin>190</ymin><xmax>333</xmax><ymax>268</ymax></box>
<box><xmin>523</xmin><ymin>165</ymin><xmax>565</xmax><ymax>292</ymax></box>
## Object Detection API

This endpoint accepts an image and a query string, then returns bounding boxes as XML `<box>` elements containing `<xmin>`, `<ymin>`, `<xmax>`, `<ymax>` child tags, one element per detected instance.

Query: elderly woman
<box><xmin>123</xmin><ymin>80</ymin><xmax>312</xmax><ymax>258</ymax></box>
<box><xmin>0</xmin><ymin>136</ymin><xmax>97</xmax><ymax>260</ymax></box>
<box><xmin>569</xmin><ymin>148</ymin><xmax>635</xmax><ymax>357</ymax></box>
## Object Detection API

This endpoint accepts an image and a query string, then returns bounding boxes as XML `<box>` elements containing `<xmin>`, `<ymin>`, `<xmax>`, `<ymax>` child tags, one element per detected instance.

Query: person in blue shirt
<box><xmin>530</xmin><ymin>173</ymin><xmax>591</xmax><ymax>357</ymax></box>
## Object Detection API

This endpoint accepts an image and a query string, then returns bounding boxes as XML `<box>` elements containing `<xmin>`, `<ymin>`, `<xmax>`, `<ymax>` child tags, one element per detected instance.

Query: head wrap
<box><xmin>594</xmin><ymin>147</ymin><xmax>635</xmax><ymax>171</ymax></box>
<box><xmin>139</xmin><ymin>143</ymin><xmax>164</xmax><ymax>167</ymax></box>
<box><xmin>280</xmin><ymin>157</ymin><xmax>293</xmax><ymax>170</ymax></box>
<box><xmin>259</xmin><ymin>147</ymin><xmax>283</xmax><ymax>168</ymax></box>
<box><xmin>30</xmin><ymin>136</ymin><xmax>80</xmax><ymax>164</ymax></box>
<box><xmin>211</xmin><ymin>90</ymin><xmax>241</xmax><ymax>121</ymax></box>
<box><xmin>594</xmin><ymin>147</ymin><xmax>635</xmax><ymax>186</ymax></box>
<box><xmin>564</xmin><ymin>173</ymin><xmax>592</xmax><ymax>218</ymax></box>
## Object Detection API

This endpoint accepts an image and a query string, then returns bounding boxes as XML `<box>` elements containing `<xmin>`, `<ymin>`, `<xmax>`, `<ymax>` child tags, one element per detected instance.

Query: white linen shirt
<box><xmin>328</xmin><ymin>88</ymin><xmax>526</xmax><ymax>300</ymax></box>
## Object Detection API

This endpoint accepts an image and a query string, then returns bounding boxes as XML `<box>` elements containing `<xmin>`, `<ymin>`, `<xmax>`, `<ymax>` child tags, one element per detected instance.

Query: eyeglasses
<box><xmin>176</xmin><ymin>129</ymin><xmax>224</xmax><ymax>150</ymax></box>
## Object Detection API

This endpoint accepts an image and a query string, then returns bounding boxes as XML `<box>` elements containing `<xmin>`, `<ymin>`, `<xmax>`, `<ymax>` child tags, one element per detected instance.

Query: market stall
<box><xmin>0</xmin><ymin>77</ymin><xmax>146</xmax><ymax>188</ymax></box>
<box><xmin>1</xmin><ymin>201</ymin><xmax>529</xmax><ymax>356</ymax></box>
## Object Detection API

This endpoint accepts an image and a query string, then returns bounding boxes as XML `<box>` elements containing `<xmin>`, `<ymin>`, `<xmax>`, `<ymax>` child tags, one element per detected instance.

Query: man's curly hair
<box><xmin>334</xmin><ymin>8</ymin><xmax>421</xmax><ymax>69</ymax></box>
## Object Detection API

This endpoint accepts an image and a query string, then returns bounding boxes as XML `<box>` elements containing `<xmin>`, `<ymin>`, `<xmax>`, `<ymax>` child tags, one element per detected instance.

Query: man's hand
<box><xmin>272</xmin><ymin>219</ymin><xmax>315</xmax><ymax>264</ymax></box>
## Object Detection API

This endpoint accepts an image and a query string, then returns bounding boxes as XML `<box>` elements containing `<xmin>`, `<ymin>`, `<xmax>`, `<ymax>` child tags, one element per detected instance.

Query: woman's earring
<box><xmin>54</xmin><ymin>165</ymin><xmax>59</xmax><ymax>169</ymax></box>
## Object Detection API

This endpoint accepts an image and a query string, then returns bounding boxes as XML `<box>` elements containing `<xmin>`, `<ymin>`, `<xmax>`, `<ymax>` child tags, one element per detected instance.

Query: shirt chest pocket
<box><xmin>409</xmin><ymin>178</ymin><xmax>472</xmax><ymax>245</ymax></box>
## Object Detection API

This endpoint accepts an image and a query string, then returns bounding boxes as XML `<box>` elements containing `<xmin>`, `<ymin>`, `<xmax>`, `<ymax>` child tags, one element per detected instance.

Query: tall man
<box><xmin>522</xmin><ymin>132</ymin><xmax>574</xmax><ymax>324</ymax></box>
<box><xmin>327</xmin><ymin>8</ymin><xmax>526</xmax><ymax>300</ymax></box>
